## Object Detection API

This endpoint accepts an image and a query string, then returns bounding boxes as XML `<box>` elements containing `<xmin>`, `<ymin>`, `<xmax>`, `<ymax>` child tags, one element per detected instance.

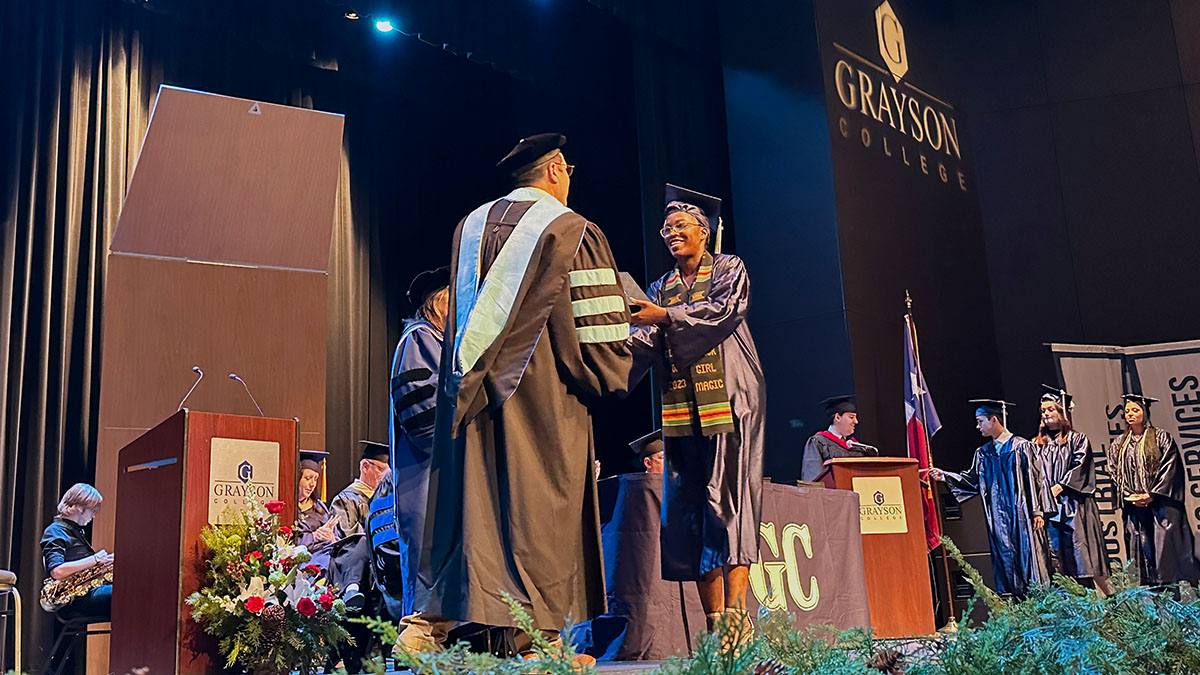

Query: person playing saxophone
<box><xmin>40</xmin><ymin>483</ymin><xmax>113</xmax><ymax>619</ymax></box>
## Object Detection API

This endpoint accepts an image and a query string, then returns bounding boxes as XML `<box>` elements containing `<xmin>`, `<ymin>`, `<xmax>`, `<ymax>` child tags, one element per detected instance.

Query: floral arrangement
<box><xmin>186</xmin><ymin>500</ymin><xmax>351</xmax><ymax>675</ymax></box>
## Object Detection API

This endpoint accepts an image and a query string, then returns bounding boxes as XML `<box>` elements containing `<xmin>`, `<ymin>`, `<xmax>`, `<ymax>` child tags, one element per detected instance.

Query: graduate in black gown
<box><xmin>1106</xmin><ymin>393</ymin><xmax>1200</xmax><ymax>586</ymax></box>
<box><xmin>800</xmin><ymin>395</ymin><xmax>876</xmax><ymax>482</ymax></box>
<box><xmin>295</xmin><ymin>457</ymin><xmax>333</xmax><ymax>569</ymax></box>
<box><xmin>929</xmin><ymin>400</ymin><xmax>1053</xmax><ymax>597</ymax></box>
<box><xmin>1029</xmin><ymin>386</ymin><xmax>1113</xmax><ymax>593</ymax></box>
<box><xmin>629</xmin><ymin>185</ymin><xmax>765</xmax><ymax>634</ymax></box>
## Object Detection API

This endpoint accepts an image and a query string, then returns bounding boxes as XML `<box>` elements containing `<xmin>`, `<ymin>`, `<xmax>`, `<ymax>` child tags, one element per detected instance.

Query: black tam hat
<box><xmin>628</xmin><ymin>429</ymin><xmax>664</xmax><ymax>461</ymax></box>
<box><xmin>1040</xmin><ymin>384</ymin><xmax>1074</xmax><ymax>412</ymax></box>
<box><xmin>664</xmin><ymin>184</ymin><xmax>722</xmax><ymax>232</ymax></box>
<box><xmin>407</xmin><ymin>266</ymin><xmax>450</xmax><ymax>308</ymax></box>
<box><xmin>497</xmin><ymin>133</ymin><xmax>567</xmax><ymax>178</ymax></box>
<box><xmin>820</xmin><ymin>395</ymin><xmax>857</xmax><ymax>420</ymax></box>
<box><xmin>1121</xmin><ymin>393</ymin><xmax>1158</xmax><ymax>410</ymax></box>
<box><xmin>971</xmin><ymin>399</ymin><xmax>1013</xmax><ymax>424</ymax></box>
<box><xmin>359</xmin><ymin>440</ymin><xmax>389</xmax><ymax>462</ymax></box>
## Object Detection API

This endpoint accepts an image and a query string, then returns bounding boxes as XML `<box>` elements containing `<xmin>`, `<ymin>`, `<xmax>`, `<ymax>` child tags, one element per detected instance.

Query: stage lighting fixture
<box><xmin>375</xmin><ymin>19</ymin><xmax>395</xmax><ymax>32</ymax></box>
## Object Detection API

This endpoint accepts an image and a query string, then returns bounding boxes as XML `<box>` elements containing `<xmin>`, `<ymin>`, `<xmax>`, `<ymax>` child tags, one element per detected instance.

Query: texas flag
<box><xmin>905</xmin><ymin>314</ymin><xmax>943</xmax><ymax>552</ymax></box>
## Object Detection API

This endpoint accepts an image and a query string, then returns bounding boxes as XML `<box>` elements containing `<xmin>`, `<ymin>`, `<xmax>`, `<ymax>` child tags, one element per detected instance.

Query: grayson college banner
<box><xmin>1051</xmin><ymin>340</ymin><xmax>1200</xmax><ymax>562</ymax></box>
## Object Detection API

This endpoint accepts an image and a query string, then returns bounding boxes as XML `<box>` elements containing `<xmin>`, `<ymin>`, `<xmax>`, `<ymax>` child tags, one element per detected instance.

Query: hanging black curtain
<box><xmin>0</xmin><ymin>1</ymin><xmax>386</xmax><ymax>668</ymax></box>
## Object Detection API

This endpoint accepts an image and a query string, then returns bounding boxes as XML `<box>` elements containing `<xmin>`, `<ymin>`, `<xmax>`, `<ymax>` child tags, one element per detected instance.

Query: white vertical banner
<box><xmin>1050</xmin><ymin>343</ymin><xmax>1128</xmax><ymax>568</ymax></box>
<box><xmin>1125</xmin><ymin>340</ymin><xmax>1200</xmax><ymax>539</ymax></box>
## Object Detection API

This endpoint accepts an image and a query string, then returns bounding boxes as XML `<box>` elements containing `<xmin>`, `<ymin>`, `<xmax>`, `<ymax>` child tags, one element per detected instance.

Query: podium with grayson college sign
<box><xmin>817</xmin><ymin>456</ymin><xmax>934</xmax><ymax>638</ymax></box>
<box><xmin>110</xmin><ymin>410</ymin><xmax>298</xmax><ymax>675</ymax></box>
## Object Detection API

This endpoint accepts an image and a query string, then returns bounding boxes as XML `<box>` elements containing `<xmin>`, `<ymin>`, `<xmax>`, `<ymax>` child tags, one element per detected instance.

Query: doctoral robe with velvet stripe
<box><xmin>418</xmin><ymin>193</ymin><xmax>633</xmax><ymax>630</ymax></box>
<box><xmin>388</xmin><ymin>317</ymin><xmax>442</xmax><ymax>617</ymax></box>
<box><xmin>628</xmin><ymin>253</ymin><xmax>765</xmax><ymax>581</ymax></box>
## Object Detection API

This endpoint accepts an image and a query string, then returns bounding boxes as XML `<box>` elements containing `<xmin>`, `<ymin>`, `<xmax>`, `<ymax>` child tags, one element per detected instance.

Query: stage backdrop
<box><xmin>1052</xmin><ymin>339</ymin><xmax>1200</xmax><ymax>566</ymax></box>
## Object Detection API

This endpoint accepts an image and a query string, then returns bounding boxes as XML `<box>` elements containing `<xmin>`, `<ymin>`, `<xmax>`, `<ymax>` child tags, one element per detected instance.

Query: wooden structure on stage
<box><xmin>818</xmin><ymin>456</ymin><xmax>935</xmax><ymax>638</ymax></box>
<box><xmin>91</xmin><ymin>86</ymin><xmax>343</xmax><ymax>672</ymax></box>
<box><xmin>110</xmin><ymin>411</ymin><xmax>298</xmax><ymax>674</ymax></box>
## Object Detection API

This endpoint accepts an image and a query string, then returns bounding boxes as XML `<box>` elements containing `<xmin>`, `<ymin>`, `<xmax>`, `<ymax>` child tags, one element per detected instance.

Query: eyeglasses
<box><xmin>659</xmin><ymin>222</ymin><xmax>701</xmax><ymax>238</ymax></box>
<box><xmin>556</xmin><ymin>162</ymin><xmax>575</xmax><ymax>177</ymax></box>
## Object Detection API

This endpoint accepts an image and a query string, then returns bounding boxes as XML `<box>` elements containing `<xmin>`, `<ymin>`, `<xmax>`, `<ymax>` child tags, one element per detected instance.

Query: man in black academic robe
<box><xmin>416</xmin><ymin>134</ymin><xmax>633</xmax><ymax>638</ymax></box>
<box><xmin>800</xmin><ymin>395</ymin><xmax>876</xmax><ymax>482</ymax></box>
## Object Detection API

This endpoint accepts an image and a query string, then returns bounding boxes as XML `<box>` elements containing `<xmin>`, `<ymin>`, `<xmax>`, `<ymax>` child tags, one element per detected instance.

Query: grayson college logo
<box><xmin>875</xmin><ymin>1</ymin><xmax>907</xmax><ymax>81</ymax></box>
<box><xmin>830</xmin><ymin>2</ymin><xmax>969</xmax><ymax>192</ymax></box>
<box><xmin>873</xmin><ymin>491</ymin><xmax>885</xmax><ymax>506</ymax></box>
<box><xmin>238</xmin><ymin>460</ymin><xmax>253</xmax><ymax>483</ymax></box>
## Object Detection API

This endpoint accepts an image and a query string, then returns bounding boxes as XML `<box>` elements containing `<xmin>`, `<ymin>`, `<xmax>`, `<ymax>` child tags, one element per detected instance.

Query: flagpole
<box><xmin>906</xmin><ymin>292</ymin><xmax>957</xmax><ymax>629</ymax></box>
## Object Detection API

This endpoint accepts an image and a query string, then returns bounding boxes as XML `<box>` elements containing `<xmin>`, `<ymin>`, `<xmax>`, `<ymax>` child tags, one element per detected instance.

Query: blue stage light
<box><xmin>375</xmin><ymin>19</ymin><xmax>395</xmax><ymax>33</ymax></box>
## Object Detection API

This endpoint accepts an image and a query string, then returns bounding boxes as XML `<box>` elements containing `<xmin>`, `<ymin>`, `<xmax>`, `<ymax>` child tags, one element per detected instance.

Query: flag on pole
<box><xmin>905</xmin><ymin>313</ymin><xmax>943</xmax><ymax>551</ymax></box>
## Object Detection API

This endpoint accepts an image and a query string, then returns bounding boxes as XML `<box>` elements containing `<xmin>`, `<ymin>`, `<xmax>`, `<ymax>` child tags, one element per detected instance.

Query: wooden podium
<box><xmin>109</xmin><ymin>410</ymin><xmax>298</xmax><ymax>675</ymax></box>
<box><xmin>817</xmin><ymin>456</ymin><xmax>934</xmax><ymax>638</ymax></box>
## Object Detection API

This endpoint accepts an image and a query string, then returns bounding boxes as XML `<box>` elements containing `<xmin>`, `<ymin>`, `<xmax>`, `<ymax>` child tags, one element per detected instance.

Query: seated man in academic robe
<box><xmin>325</xmin><ymin>440</ymin><xmax>390</xmax><ymax>611</ymax></box>
<box><xmin>800</xmin><ymin>395</ymin><xmax>876</xmax><ymax>482</ymax></box>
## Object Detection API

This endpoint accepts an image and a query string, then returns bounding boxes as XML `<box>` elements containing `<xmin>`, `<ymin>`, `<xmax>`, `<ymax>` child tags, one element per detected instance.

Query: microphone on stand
<box><xmin>177</xmin><ymin>366</ymin><xmax>204</xmax><ymax>411</ymax></box>
<box><xmin>848</xmin><ymin>440</ymin><xmax>880</xmax><ymax>455</ymax></box>
<box><xmin>229</xmin><ymin>373</ymin><xmax>265</xmax><ymax>416</ymax></box>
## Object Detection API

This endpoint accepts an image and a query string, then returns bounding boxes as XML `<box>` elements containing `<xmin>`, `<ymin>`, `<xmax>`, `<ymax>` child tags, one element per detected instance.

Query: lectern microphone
<box><xmin>848</xmin><ymin>440</ymin><xmax>880</xmax><ymax>455</ymax></box>
<box><xmin>176</xmin><ymin>366</ymin><xmax>204</xmax><ymax>411</ymax></box>
<box><xmin>229</xmin><ymin>373</ymin><xmax>265</xmax><ymax>416</ymax></box>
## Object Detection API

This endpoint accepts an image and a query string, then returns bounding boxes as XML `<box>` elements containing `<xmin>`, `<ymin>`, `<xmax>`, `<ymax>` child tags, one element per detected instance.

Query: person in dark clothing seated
<box><xmin>40</xmin><ymin>483</ymin><xmax>113</xmax><ymax>620</ymax></box>
<box><xmin>296</xmin><ymin>457</ymin><xmax>334</xmax><ymax>569</ymax></box>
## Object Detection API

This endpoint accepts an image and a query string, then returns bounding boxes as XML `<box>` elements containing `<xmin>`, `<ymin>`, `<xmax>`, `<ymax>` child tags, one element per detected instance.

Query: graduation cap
<box><xmin>299</xmin><ymin>449</ymin><xmax>328</xmax><ymax>474</ymax></box>
<box><xmin>1040</xmin><ymin>384</ymin><xmax>1074</xmax><ymax>416</ymax></box>
<box><xmin>359</xmin><ymin>440</ymin><xmax>389</xmax><ymax>462</ymax></box>
<box><xmin>1121</xmin><ymin>393</ymin><xmax>1159</xmax><ymax>410</ymax></box>
<box><xmin>820</xmin><ymin>395</ymin><xmax>857</xmax><ymax>419</ymax></box>
<box><xmin>496</xmin><ymin>133</ymin><xmax>567</xmax><ymax>178</ymax></box>
<box><xmin>407</xmin><ymin>266</ymin><xmax>450</xmax><ymax>308</ymax></box>
<box><xmin>628</xmin><ymin>429</ymin><xmax>664</xmax><ymax>461</ymax></box>
<box><xmin>664</xmin><ymin>184</ymin><xmax>724</xmax><ymax>253</ymax></box>
<box><xmin>970</xmin><ymin>399</ymin><xmax>1014</xmax><ymax>426</ymax></box>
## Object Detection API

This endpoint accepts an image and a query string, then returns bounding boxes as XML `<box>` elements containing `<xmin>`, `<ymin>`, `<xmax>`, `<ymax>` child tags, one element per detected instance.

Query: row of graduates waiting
<box><xmin>290</xmin><ymin>132</ymin><xmax>768</xmax><ymax>663</ymax></box>
<box><xmin>927</xmin><ymin>391</ymin><xmax>1200</xmax><ymax>599</ymax></box>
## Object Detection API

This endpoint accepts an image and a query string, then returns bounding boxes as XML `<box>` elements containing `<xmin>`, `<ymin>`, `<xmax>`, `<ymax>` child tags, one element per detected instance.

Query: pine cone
<box><xmin>868</xmin><ymin>647</ymin><xmax>903</xmax><ymax>674</ymax></box>
<box><xmin>260</xmin><ymin>603</ymin><xmax>286</xmax><ymax>646</ymax></box>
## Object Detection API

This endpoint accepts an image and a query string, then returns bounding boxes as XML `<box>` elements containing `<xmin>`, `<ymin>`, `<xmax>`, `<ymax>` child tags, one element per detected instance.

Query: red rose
<box><xmin>244</xmin><ymin>596</ymin><xmax>265</xmax><ymax>614</ymax></box>
<box><xmin>265</xmin><ymin>501</ymin><xmax>286</xmax><ymax>514</ymax></box>
<box><xmin>318</xmin><ymin>592</ymin><xmax>334</xmax><ymax>611</ymax></box>
<box><xmin>278</xmin><ymin>525</ymin><xmax>293</xmax><ymax>536</ymax></box>
<box><xmin>296</xmin><ymin>597</ymin><xmax>317</xmax><ymax>617</ymax></box>
<box><xmin>303</xmin><ymin>564</ymin><xmax>322</xmax><ymax>576</ymax></box>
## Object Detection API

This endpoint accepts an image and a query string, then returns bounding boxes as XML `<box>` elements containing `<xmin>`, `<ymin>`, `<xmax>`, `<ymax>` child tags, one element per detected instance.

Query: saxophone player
<box><xmin>40</xmin><ymin>483</ymin><xmax>113</xmax><ymax>619</ymax></box>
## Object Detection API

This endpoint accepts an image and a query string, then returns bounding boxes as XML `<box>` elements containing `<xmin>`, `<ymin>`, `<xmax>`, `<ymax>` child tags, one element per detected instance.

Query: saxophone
<box><xmin>40</xmin><ymin>558</ymin><xmax>114</xmax><ymax>612</ymax></box>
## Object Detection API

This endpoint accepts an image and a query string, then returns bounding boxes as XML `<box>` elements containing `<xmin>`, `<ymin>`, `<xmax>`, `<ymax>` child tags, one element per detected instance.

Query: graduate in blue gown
<box><xmin>628</xmin><ymin>185</ymin><xmax>765</xmax><ymax>633</ymax></box>
<box><xmin>929</xmin><ymin>400</ymin><xmax>1053</xmax><ymax>597</ymax></box>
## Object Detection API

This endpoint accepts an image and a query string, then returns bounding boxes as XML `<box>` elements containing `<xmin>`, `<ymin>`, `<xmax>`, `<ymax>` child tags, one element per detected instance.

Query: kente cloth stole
<box><xmin>659</xmin><ymin>252</ymin><xmax>735</xmax><ymax>437</ymax></box>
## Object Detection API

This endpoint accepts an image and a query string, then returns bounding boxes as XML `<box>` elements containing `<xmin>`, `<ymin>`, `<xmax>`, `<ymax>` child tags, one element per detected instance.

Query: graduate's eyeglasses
<box><xmin>659</xmin><ymin>222</ymin><xmax>701</xmax><ymax>238</ymax></box>
<box><xmin>555</xmin><ymin>161</ymin><xmax>575</xmax><ymax>177</ymax></box>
